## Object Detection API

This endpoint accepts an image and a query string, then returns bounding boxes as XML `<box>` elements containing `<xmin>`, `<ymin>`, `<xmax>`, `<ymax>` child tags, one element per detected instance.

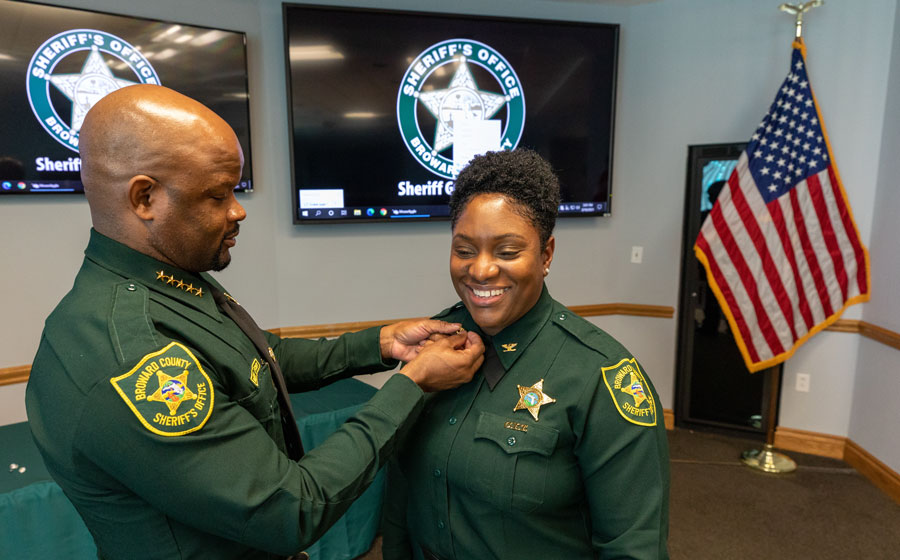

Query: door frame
<box><xmin>674</xmin><ymin>142</ymin><xmax>779</xmax><ymax>435</ymax></box>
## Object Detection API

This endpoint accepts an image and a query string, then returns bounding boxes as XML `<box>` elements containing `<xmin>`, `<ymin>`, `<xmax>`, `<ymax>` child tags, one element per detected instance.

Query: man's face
<box><xmin>147</xmin><ymin>137</ymin><xmax>246</xmax><ymax>273</ymax></box>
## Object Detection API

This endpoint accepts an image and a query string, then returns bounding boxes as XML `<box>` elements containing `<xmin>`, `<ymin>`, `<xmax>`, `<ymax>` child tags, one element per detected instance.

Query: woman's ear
<box><xmin>542</xmin><ymin>236</ymin><xmax>555</xmax><ymax>274</ymax></box>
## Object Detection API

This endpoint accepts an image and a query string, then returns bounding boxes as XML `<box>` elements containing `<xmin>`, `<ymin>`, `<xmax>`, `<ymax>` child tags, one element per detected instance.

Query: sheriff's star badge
<box><xmin>514</xmin><ymin>379</ymin><xmax>556</xmax><ymax>421</ymax></box>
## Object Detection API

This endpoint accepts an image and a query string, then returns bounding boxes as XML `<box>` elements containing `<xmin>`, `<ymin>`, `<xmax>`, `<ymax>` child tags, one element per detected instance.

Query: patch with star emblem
<box><xmin>110</xmin><ymin>342</ymin><xmax>215</xmax><ymax>436</ymax></box>
<box><xmin>514</xmin><ymin>379</ymin><xmax>556</xmax><ymax>421</ymax></box>
<box><xmin>601</xmin><ymin>358</ymin><xmax>657</xmax><ymax>426</ymax></box>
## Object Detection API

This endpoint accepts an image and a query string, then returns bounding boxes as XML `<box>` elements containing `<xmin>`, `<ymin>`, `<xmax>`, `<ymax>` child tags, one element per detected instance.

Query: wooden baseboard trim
<box><xmin>773</xmin><ymin>426</ymin><xmax>900</xmax><ymax>505</ymax></box>
<box><xmin>3</xmin><ymin>311</ymin><xmax>896</xmax><ymax>388</ymax></box>
<box><xmin>0</xmin><ymin>365</ymin><xmax>30</xmax><ymax>387</ymax></box>
<box><xmin>663</xmin><ymin>408</ymin><xmax>675</xmax><ymax>430</ymax></box>
<box><xmin>773</xmin><ymin>426</ymin><xmax>846</xmax><ymax>459</ymax></box>
<box><xmin>272</xmin><ymin>318</ymin><xmax>426</xmax><ymax>340</ymax></box>
<box><xmin>825</xmin><ymin>318</ymin><xmax>859</xmax><ymax>333</ymax></box>
<box><xmin>844</xmin><ymin>439</ymin><xmax>900</xmax><ymax>504</ymax></box>
<box><xmin>274</xmin><ymin>303</ymin><xmax>675</xmax><ymax>340</ymax></box>
<box><xmin>569</xmin><ymin>303</ymin><xmax>675</xmax><ymax>319</ymax></box>
<box><xmin>858</xmin><ymin>321</ymin><xmax>900</xmax><ymax>351</ymax></box>
<box><xmin>825</xmin><ymin>319</ymin><xmax>900</xmax><ymax>351</ymax></box>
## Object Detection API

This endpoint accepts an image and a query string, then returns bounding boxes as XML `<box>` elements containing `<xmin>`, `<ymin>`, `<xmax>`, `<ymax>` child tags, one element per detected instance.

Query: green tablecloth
<box><xmin>0</xmin><ymin>378</ymin><xmax>382</xmax><ymax>559</ymax></box>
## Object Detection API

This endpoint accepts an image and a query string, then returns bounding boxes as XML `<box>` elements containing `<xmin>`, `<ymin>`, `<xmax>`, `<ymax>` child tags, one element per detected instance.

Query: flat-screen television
<box><xmin>0</xmin><ymin>0</ymin><xmax>252</xmax><ymax>195</ymax></box>
<box><xmin>284</xmin><ymin>5</ymin><xmax>618</xmax><ymax>223</ymax></box>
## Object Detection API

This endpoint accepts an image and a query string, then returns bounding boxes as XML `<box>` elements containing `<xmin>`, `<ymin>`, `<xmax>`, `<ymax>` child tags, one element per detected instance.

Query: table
<box><xmin>0</xmin><ymin>378</ymin><xmax>383</xmax><ymax>559</ymax></box>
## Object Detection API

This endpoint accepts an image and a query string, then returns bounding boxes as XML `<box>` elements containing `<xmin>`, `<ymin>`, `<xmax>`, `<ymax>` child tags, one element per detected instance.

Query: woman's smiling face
<box><xmin>450</xmin><ymin>193</ymin><xmax>554</xmax><ymax>336</ymax></box>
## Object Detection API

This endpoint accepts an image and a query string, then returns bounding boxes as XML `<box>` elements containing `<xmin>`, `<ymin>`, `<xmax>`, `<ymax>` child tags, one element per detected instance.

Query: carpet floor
<box><xmin>357</xmin><ymin>428</ymin><xmax>900</xmax><ymax>559</ymax></box>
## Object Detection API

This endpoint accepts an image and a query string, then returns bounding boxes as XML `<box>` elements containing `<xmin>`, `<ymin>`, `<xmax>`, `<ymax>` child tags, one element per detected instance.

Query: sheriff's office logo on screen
<box><xmin>397</xmin><ymin>39</ymin><xmax>525</xmax><ymax>179</ymax></box>
<box><xmin>26</xmin><ymin>29</ymin><xmax>161</xmax><ymax>152</ymax></box>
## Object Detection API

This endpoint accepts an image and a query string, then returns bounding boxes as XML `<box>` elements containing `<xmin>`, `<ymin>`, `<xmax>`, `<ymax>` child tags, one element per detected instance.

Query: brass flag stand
<box><xmin>740</xmin><ymin>0</ymin><xmax>824</xmax><ymax>474</ymax></box>
<box><xmin>741</xmin><ymin>368</ymin><xmax>796</xmax><ymax>473</ymax></box>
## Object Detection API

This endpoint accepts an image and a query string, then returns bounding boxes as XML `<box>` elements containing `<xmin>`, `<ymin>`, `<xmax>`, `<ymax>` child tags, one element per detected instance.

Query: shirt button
<box><xmin>558</xmin><ymin>313</ymin><xmax>566</xmax><ymax>320</ymax></box>
<box><xmin>507</xmin><ymin>436</ymin><xmax>517</xmax><ymax>446</ymax></box>
<box><xmin>448</xmin><ymin>416</ymin><xmax>457</xmax><ymax>425</ymax></box>
<box><xmin>437</xmin><ymin>520</ymin><xmax>445</xmax><ymax>529</ymax></box>
<box><xmin>433</xmin><ymin>468</ymin><xmax>441</xmax><ymax>477</ymax></box>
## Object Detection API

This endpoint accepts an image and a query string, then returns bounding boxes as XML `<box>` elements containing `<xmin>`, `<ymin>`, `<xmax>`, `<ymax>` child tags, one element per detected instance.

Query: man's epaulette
<box><xmin>109</xmin><ymin>280</ymin><xmax>160</xmax><ymax>366</ymax></box>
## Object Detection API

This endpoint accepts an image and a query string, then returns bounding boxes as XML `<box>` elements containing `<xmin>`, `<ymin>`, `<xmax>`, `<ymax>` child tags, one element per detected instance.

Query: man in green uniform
<box><xmin>24</xmin><ymin>84</ymin><xmax>484</xmax><ymax>560</ymax></box>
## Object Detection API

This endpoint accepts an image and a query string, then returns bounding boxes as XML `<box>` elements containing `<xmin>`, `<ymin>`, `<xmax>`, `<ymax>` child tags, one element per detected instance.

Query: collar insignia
<box><xmin>501</xmin><ymin>342</ymin><xmax>518</xmax><ymax>352</ymax></box>
<box><xmin>514</xmin><ymin>378</ymin><xmax>556</xmax><ymax>421</ymax></box>
<box><xmin>155</xmin><ymin>270</ymin><xmax>203</xmax><ymax>297</ymax></box>
<box><xmin>250</xmin><ymin>358</ymin><xmax>261</xmax><ymax>387</ymax></box>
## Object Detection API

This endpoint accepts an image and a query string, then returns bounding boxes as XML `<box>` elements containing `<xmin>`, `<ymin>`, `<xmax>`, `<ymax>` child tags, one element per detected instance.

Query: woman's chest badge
<box><xmin>514</xmin><ymin>378</ymin><xmax>556</xmax><ymax>421</ymax></box>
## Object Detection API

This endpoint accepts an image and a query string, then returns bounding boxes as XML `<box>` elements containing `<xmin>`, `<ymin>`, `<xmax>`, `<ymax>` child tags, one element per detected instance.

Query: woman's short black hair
<box><xmin>449</xmin><ymin>148</ymin><xmax>560</xmax><ymax>246</ymax></box>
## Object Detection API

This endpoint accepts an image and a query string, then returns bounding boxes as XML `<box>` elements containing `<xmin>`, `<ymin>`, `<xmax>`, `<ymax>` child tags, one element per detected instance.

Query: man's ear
<box><xmin>128</xmin><ymin>175</ymin><xmax>158</xmax><ymax>221</ymax></box>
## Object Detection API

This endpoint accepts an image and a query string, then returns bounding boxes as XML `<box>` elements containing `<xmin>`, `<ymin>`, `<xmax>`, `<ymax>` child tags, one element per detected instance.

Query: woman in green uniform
<box><xmin>382</xmin><ymin>149</ymin><xmax>670</xmax><ymax>560</ymax></box>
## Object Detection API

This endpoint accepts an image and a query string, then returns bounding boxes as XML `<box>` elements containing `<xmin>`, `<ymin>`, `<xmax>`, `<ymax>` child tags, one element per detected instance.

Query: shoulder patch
<box><xmin>601</xmin><ymin>358</ymin><xmax>657</xmax><ymax>427</ymax></box>
<box><xmin>110</xmin><ymin>341</ymin><xmax>215</xmax><ymax>437</ymax></box>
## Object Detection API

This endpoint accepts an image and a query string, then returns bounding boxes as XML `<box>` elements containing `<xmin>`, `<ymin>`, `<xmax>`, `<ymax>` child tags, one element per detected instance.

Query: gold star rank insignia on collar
<box><xmin>155</xmin><ymin>270</ymin><xmax>204</xmax><ymax>297</ymax></box>
<box><xmin>501</xmin><ymin>342</ymin><xmax>518</xmax><ymax>352</ymax></box>
<box><xmin>514</xmin><ymin>379</ymin><xmax>556</xmax><ymax>421</ymax></box>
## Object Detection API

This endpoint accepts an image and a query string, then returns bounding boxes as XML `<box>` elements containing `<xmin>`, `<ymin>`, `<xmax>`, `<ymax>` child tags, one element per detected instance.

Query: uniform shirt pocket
<box><xmin>464</xmin><ymin>411</ymin><xmax>559</xmax><ymax>512</ymax></box>
<box><xmin>234</xmin><ymin>361</ymin><xmax>277</xmax><ymax>423</ymax></box>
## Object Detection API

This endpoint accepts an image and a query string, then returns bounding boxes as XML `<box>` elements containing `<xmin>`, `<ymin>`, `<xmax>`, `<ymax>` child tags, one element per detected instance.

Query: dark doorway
<box><xmin>675</xmin><ymin>143</ymin><xmax>777</xmax><ymax>435</ymax></box>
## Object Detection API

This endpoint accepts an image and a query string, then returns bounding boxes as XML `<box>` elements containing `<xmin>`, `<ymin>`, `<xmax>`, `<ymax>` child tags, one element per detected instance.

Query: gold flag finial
<box><xmin>779</xmin><ymin>0</ymin><xmax>824</xmax><ymax>39</ymax></box>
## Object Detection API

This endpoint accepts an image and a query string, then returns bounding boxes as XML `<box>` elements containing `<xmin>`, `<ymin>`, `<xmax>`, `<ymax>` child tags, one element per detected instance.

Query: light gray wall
<box><xmin>1</xmin><ymin>0</ymin><xmax>897</xmax><ymax>474</ymax></box>
<box><xmin>848</xmin><ymin>0</ymin><xmax>900</xmax><ymax>474</ymax></box>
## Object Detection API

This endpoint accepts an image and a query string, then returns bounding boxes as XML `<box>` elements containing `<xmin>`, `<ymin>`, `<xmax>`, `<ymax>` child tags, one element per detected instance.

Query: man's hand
<box><xmin>380</xmin><ymin>319</ymin><xmax>463</xmax><ymax>363</ymax></box>
<box><xmin>399</xmin><ymin>330</ymin><xmax>484</xmax><ymax>392</ymax></box>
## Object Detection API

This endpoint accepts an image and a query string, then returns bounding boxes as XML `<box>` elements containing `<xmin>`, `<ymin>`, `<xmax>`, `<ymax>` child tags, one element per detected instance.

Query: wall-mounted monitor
<box><xmin>0</xmin><ymin>0</ymin><xmax>253</xmax><ymax>195</ymax></box>
<box><xmin>284</xmin><ymin>5</ymin><xmax>618</xmax><ymax>224</ymax></box>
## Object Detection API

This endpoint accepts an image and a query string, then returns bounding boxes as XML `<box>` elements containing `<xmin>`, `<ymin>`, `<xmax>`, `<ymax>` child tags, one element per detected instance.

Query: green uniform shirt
<box><xmin>25</xmin><ymin>229</ymin><xmax>425</xmax><ymax>559</ymax></box>
<box><xmin>383</xmin><ymin>287</ymin><xmax>670</xmax><ymax>559</ymax></box>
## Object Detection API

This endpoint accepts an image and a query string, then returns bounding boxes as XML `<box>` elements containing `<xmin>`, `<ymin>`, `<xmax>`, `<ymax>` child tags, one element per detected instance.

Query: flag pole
<box><xmin>740</xmin><ymin>0</ymin><xmax>825</xmax><ymax>474</ymax></box>
<box><xmin>740</xmin><ymin>367</ymin><xmax>796</xmax><ymax>473</ymax></box>
<box><xmin>778</xmin><ymin>0</ymin><xmax>824</xmax><ymax>40</ymax></box>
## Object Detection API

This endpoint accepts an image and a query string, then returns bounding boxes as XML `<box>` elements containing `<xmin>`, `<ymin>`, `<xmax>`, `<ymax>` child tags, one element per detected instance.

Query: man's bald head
<box><xmin>78</xmin><ymin>84</ymin><xmax>246</xmax><ymax>272</ymax></box>
<box><xmin>79</xmin><ymin>84</ymin><xmax>241</xmax><ymax>234</ymax></box>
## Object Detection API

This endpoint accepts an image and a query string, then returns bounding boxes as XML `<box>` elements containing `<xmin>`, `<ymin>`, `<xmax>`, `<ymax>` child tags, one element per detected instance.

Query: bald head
<box><xmin>79</xmin><ymin>84</ymin><xmax>242</xmax><ymax>235</ymax></box>
<box><xmin>78</xmin><ymin>84</ymin><xmax>246</xmax><ymax>272</ymax></box>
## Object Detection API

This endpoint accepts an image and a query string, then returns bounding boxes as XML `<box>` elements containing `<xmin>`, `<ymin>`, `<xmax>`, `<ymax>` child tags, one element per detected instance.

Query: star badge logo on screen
<box><xmin>111</xmin><ymin>342</ymin><xmax>214</xmax><ymax>437</ymax></box>
<box><xmin>26</xmin><ymin>29</ymin><xmax>161</xmax><ymax>152</ymax></box>
<box><xmin>397</xmin><ymin>39</ymin><xmax>525</xmax><ymax>179</ymax></box>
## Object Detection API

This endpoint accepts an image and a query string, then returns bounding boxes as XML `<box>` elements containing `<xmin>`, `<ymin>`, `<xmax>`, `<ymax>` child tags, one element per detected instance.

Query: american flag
<box><xmin>694</xmin><ymin>41</ymin><xmax>870</xmax><ymax>373</ymax></box>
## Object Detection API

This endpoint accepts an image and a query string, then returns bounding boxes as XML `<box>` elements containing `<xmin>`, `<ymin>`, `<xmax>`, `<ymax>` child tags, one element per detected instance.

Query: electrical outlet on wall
<box><xmin>795</xmin><ymin>372</ymin><xmax>810</xmax><ymax>392</ymax></box>
<box><xmin>631</xmin><ymin>246</ymin><xmax>643</xmax><ymax>264</ymax></box>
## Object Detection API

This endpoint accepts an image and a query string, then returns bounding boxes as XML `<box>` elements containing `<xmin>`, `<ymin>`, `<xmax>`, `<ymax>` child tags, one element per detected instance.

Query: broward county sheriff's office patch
<box><xmin>396</xmin><ymin>39</ymin><xmax>525</xmax><ymax>179</ymax></box>
<box><xmin>110</xmin><ymin>342</ymin><xmax>214</xmax><ymax>437</ymax></box>
<box><xmin>601</xmin><ymin>358</ymin><xmax>657</xmax><ymax>427</ymax></box>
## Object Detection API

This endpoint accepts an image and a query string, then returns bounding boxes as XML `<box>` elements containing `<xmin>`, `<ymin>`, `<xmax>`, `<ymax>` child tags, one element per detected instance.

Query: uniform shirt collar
<box><xmin>84</xmin><ymin>228</ymin><xmax>222</xmax><ymax>319</ymax></box>
<box><xmin>461</xmin><ymin>284</ymin><xmax>553</xmax><ymax>390</ymax></box>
